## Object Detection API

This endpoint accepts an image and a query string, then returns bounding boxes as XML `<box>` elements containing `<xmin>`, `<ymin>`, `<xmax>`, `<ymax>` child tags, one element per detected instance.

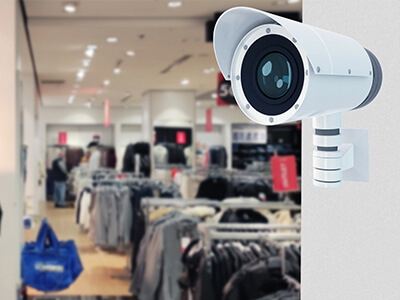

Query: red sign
<box><xmin>58</xmin><ymin>132</ymin><xmax>67</xmax><ymax>145</ymax></box>
<box><xmin>206</xmin><ymin>108</ymin><xmax>213</xmax><ymax>132</ymax></box>
<box><xmin>104</xmin><ymin>99</ymin><xmax>110</xmax><ymax>127</ymax></box>
<box><xmin>271</xmin><ymin>155</ymin><xmax>299</xmax><ymax>192</ymax></box>
<box><xmin>176</xmin><ymin>131</ymin><xmax>187</xmax><ymax>144</ymax></box>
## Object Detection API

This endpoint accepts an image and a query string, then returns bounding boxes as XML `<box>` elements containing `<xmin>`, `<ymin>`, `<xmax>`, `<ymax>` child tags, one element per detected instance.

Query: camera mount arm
<box><xmin>312</xmin><ymin>113</ymin><xmax>369</xmax><ymax>188</ymax></box>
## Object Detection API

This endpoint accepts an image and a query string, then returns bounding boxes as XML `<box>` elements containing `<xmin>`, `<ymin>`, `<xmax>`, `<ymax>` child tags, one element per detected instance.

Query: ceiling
<box><xmin>25</xmin><ymin>0</ymin><xmax>302</xmax><ymax>107</ymax></box>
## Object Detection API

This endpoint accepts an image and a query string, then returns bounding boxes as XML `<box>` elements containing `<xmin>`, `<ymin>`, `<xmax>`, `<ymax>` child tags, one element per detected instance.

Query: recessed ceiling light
<box><xmin>85</xmin><ymin>49</ymin><xmax>95</xmax><ymax>58</ymax></box>
<box><xmin>204</xmin><ymin>68</ymin><xmax>215</xmax><ymax>74</ymax></box>
<box><xmin>113</xmin><ymin>68</ymin><xmax>121</xmax><ymax>75</ymax></box>
<box><xmin>68</xmin><ymin>95</ymin><xmax>75</xmax><ymax>104</ymax></box>
<box><xmin>211</xmin><ymin>93</ymin><xmax>217</xmax><ymax>99</ymax></box>
<box><xmin>287</xmin><ymin>0</ymin><xmax>300</xmax><ymax>3</ymax></box>
<box><xmin>76</xmin><ymin>69</ymin><xmax>86</xmax><ymax>81</ymax></box>
<box><xmin>126</xmin><ymin>50</ymin><xmax>135</xmax><ymax>57</ymax></box>
<box><xmin>107</xmin><ymin>37</ymin><xmax>118</xmax><ymax>43</ymax></box>
<box><xmin>180</xmin><ymin>79</ymin><xmax>190</xmax><ymax>86</ymax></box>
<box><xmin>87</xmin><ymin>45</ymin><xmax>97</xmax><ymax>50</ymax></box>
<box><xmin>63</xmin><ymin>2</ymin><xmax>77</xmax><ymax>14</ymax></box>
<box><xmin>103</xmin><ymin>79</ymin><xmax>110</xmax><ymax>86</ymax></box>
<box><xmin>82</xmin><ymin>59</ymin><xmax>91</xmax><ymax>67</ymax></box>
<box><xmin>168</xmin><ymin>1</ymin><xmax>182</xmax><ymax>8</ymax></box>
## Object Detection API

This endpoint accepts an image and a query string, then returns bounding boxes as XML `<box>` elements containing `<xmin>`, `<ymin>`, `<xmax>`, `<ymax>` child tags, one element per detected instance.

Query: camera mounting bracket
<box><xmin>312</xmin><ymin>113</ymin><xmax>369</xmax><ymax>188</ymax></box>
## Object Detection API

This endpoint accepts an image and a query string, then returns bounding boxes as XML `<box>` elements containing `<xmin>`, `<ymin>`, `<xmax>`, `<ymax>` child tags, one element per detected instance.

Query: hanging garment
<box><xmin>123</xmin><ymin>143</ymin><xmax>151</xmax><ymax>177</ymax></box>
<box><xmin>232</xmin><ymin>179</ymin><xmax>278</xmax><ymax>201</ymax></box>
<box><xmin>65</xmin><ymin>147</ymin><xmax>84</xmax><ymax>172</ymax></box>
<box><xmin>154</xmin><ymin>144</ymin><xmax>169</xmax><ymax>165</ymax></box>
<box><xmin>179</xmin><ymin>240</ymin><xmax>300</xmax><ymax>300</ymax></box>
<box><xmin>219</xmin><ymin>209</ymin><xmax>269</xmax><ymax>224</ymax></box>
<box><xmin>184</xmin><ymin>146</ymin><xmax>193</xmax><ymax>166</ymax></box>
<box><xmin>223</xmin><ymin>257</ymin><xmax>288</xmax><ymax>300</ymax></box>
<box><xmin>196</xmin><ymin>177</ymin><xmax>234</xmax><ymax>200</ymax></box>
<box><xmin>89</xmin><ymin>149</ymin><xmax>101</xmax><ymax>171</ymax></box>
<box><xmin>131</xmin><ymin>212</ymin><xmax>199</xmax><ymax>300</ymax></box>
<box><xmin>209</xmin><ymin>146</ymin><xmax>227</xmax><ymax>168</ymax></box>
<box><xmin>130</xmin><ymin>187</ymin><xmax>154</xmax><ymax>274</ymax></box>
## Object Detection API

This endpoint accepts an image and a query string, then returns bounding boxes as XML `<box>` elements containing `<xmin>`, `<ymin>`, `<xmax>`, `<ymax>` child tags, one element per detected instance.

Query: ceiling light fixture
<box><xmin>76</xmin><ymin>69</ymin><xmax>86</xmax><ymax>81</ymax></box>
<box><xmin>85</xmin><ymin>48</ymin><xmax>95</xmax><ymax>58</ymax></box>
<box><xmin>287</xmin><ymin>0</ymin><xmax>300</xmax><ymax>3</ymax></box>
<box><xmin>204</xmin><ymin>68</ymin><xmax>215</xmax><ymax>74</ymax></box>
<box><xmin>87</xmin><ymin>45</ymin><xmax>97</xmax><ymax>50</ymax></box>
<box><xmin>168</xmin><ymin>1</ymin><xmax>182</xmax><ymax>8</ymax></box>
<box><xmin>82</xmin><ymin>59</ymin><xmax>91</xmax><ymax>67</ymax></box>
<box><xmin>113</xmin><ymin>68</ymin><xmax>121</xmax><ymax>75</ymax></box>
<box><xmin>180</xmin><ymin>79</ymin><xmax>190</xmax><ymax>86</ymax></box>
<box><xmin>63</xmin><ymin>2</ymin><xmax>77</xmax><ymax>14</ymax></box>
<box><xmin>107</xmin><ymin>37</ymin><xmax>118</xmax><ymax>43</ymax></box>
<box><xmin>211</xmin><ymin>93</ymin><xmax>217</xmax><ymax>99</ymax></box>
<box><xmin>103</xmin><ymin>79</ymin><xmax>110</xmax><ymax>86</ymax></box>
<box><xmin>126</xmin><ymin>50</ymin><xmax>135</xmax><ymax>57</ymax></box>
<box><xmin>68</xmin><ymin>95</ymin><xmax>75</xmax><ymax>104</ymax></box>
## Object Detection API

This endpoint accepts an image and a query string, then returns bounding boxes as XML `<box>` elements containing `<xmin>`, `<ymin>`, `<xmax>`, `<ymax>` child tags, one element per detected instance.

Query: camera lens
<box><xmin>256</xmin><ymin>52</ymin><xmax>292</xmax><ymax>99</ymax></box>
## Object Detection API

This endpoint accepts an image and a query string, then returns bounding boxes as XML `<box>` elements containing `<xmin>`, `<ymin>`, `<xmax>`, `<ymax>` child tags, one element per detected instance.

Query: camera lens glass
<box><xmin>256</xmin><ymin>52</ymin><xmax>292</xmax><ymax>99</ymax></box>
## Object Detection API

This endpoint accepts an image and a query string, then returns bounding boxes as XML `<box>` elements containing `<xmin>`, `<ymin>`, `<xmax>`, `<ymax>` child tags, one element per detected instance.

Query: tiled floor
<box><xmin>24</xmin><ymin>202</ymin><xmax>132</xmax><ymax>296</ymax></box>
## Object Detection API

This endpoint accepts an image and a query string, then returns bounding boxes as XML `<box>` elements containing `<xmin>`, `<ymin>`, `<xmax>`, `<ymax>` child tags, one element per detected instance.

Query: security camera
<box><xmin>213</xmin><ymin>7</ymin><xmax>382</xmax><ymax>188</ymax></box>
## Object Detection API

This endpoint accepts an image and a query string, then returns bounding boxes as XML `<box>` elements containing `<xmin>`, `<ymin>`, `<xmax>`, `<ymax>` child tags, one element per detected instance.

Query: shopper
<box><xmin>52</xmin><ymin>150</ymin><xmax>68</xmax><ymax>208</ymax></box>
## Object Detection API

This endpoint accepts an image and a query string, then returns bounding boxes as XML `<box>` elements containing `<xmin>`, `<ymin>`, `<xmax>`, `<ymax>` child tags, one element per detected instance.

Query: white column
<box><xmin>23</xmin><ymin>73</ymin><xmax>38</xmax><ymax>215</ymax></box>
<box><xmin>0</xmin><ymin>0</ymin><xmax>23</xmax><ymax>297</ymax></box>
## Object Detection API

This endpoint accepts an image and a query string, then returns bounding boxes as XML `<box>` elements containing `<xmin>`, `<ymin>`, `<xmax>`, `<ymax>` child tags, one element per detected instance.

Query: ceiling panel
<box><xmin>25</xmin><ymin>0</ymin><xmax>302</xmax><ymax>107</ymax></box>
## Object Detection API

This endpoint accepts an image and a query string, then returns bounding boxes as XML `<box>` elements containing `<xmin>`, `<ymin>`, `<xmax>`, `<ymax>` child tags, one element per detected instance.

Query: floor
<box><xmin>24</xmin><ymin>202</ymin><xmax>132</xmax><ymax>296</ymax></box>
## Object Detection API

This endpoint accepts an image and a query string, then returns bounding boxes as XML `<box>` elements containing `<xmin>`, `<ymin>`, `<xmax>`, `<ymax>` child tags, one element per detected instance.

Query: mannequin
<box><xmin>88</xmin><ymin>141</ymin><xmax>101</xmax><ymax>171</ymax></box>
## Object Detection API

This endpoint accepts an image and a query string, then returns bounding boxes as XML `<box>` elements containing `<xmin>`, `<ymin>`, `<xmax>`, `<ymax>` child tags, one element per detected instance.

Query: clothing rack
<box><xmin>87</xmin><ymin>177</ymin><xmax>167</xmax><ymax>280</ymax></box>
<box><xmin>197</xmin><ymin>223</ymin><xmax>301</xmax><ymax>292</ymax></box>
<box><xmin>197</xmin><ymin>223</ymin><xmax>301</xmax><ymax>253</ymax></box>
<box><xmin>141</xmin><ymin>197</ymin><xmax>301</xmax><ymax>226</ymax></box>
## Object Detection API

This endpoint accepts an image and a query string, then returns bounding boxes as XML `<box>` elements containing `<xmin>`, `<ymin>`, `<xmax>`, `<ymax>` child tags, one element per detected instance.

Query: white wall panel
<box><xmin>303</xmin><ymin>1</ymin><xmax>400</xmax><ymax>299</ymax></box>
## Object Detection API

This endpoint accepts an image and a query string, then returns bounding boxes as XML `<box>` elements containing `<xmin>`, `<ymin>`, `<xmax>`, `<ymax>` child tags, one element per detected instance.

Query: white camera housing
<box><xmin>214</xmin><ymin>7</ymin><xmax>382</xmax><ymax>188</ymax></box>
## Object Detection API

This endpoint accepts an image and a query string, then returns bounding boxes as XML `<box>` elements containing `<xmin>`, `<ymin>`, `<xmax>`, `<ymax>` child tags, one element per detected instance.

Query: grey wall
<box><xmin>302</xmin><ymin>1</ymin><xmax>400</xmax><ymax>299</ymax></box>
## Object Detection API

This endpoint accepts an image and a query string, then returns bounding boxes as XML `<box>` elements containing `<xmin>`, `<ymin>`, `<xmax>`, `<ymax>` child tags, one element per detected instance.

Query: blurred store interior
<box><xmin>9</xmin><ymin>0</ymin><xmax>303</xmax><ymax>298</ymax></box>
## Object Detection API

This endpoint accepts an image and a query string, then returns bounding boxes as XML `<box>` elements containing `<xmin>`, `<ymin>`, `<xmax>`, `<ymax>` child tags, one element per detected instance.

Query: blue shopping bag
<box><xmin>21</xmin><ymin>219</ymin><xmax>83</xmax><ymax>292</ymax></box>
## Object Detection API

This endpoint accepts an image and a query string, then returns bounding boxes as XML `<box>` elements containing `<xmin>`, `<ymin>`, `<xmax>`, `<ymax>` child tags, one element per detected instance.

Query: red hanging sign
<box><xmin>176</xmin><ymin>131</ymin><xmax>187</xmax><ymax>144</ymax></box>
<box><xmin>58</xmin><ymin>132</ymin><xmax>67</xmax><ymax>145</ymax></box>
<box><xmin>205</xmin><ymin>108</ymin><xmax>213</xmax><ymax>132</ymax></box>
<box><xmin>271</xmin><ymin>155</ymin><xmax>299</xmax><ymax>192</ymax></box>
<box><xmin>104</xmin><ymin>99</ymin><xmax>110</xmax><ymax>127</ymax></box>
